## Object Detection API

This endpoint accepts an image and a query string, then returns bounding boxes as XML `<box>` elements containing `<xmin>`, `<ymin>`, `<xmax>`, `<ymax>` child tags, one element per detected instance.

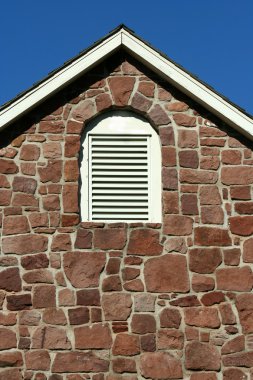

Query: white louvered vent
<box><xmin>89</xmin><ymin>134</ymin><xmax>150</xmax><ymax>221</ymax></box>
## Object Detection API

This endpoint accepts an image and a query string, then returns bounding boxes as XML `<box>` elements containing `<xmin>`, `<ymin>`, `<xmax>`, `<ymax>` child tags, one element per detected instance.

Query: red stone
<box><xmin>52</xmin><ymin>352</ymin><xmax>109</xmax><ymax>373</ymax></box>
<box><xmin>131</xmin><ymin>314</ymin><xmax>156</xmax><ymax>334</ymax></box>
<box><xmin>189</xmin><ymin>248</ymin><xmax>222</xmax><ymax>273</ymax></box>
<box><xmin>180</xmin><ymin>169</ymin><xmax>218</xmax><ymax>184</ymax></box>
<box><xmin>221</xmin><ymin>166</ymin><xmax>253</xmax><ymax>185</ymax></box>
<box><xmin>236</xmin><ymin>293</ymin><xmax>253</xmax><ymax>333</ymax></box>
<box><xmin>179</xmin><ymin>150</ymin><xmax>199</xmax><ymax>168</ymax></box>
<box><xmin>0</xmin><ymin>351</ymin><xmax>23</xmax><ymax>367</ymax></box>
<box><xmin>51</xmin><ymin>234</ymin><xmax>72</xmax><ymax>251</ymax></box>
<box><xmin>38</xmin><ymin>160</ymin><xmax>62</xmax><ymax>183</ymax></box>
<box><xmin>0</xmin><ymin>328</ymin><xmax>17</xmax><ymax>349</ymax></box>
<box><xmin>201</xmin><ymin>206</ymin><xmax>224</xmax><ymax>224</ymax></box>
<box><xmin>96</xmin><ymin>93</ymin><xmax>112</xmax><ymax>112</ymax></box>
<box><xmin>25</xmin><ymin>350</ymin><xmax>50</xmax><ymax>370</ymax></box>
<box><xmin>29</xmin><ymin>213</ymin><xmax>48</xmax><ymax>228</ymax></box>
<box><xmin>106</xmin><ymin>258</ymin><xmax>121</xmax><ymax>274</ymax></box>
<box><xmin>112</xmin><ymin>333</ymin><xmax>140</xmax><ymax>356</ymax></box>
<box><xmin>7</xmin><ymin>294</ymin><xmax>32</xmax><ymax>311</ymax></box>
<box><xmin>201</xmin><ymin>291</ymin><xmax>225</xmax><ymax>306</ymax></box>
<box><xmin>64</xmin><ymin>251</ymin><xmax>106</xmax><ymax>288</ymax></box>
<box><xmin>173</xmin><ymin>113</ymin><xmax>196</xmax><ymax>127</ymax></box>
<box><xmin>39</xmin><ymin>121</ymin><xmax>64</xmax><ymax>133</ymax></box>
<box><xmin>75</xmin><ymin>323</ymin><xmax>112</xmax><ymax>349</ymax></box>
<box><xmin>162</xmin><ymin>168</ymin><xmax>178</xmax><ymax>190</ymax></box>
<box><xmin>160</xmin><ymin>308</ymin><xmax>181</xmax><ymax>328</ymax></box>
<box><xmin>23</xmin><ymin>269</ymin><xmax>53</xmax><ymax>284</ymax></box>
<box><xmin>170</xmin><ymin>295</ymin><xmax>200</xmax><ymax>307</ymax></box>
<box><xmin>163</xmin><ymin>215</ymin><xmax>193</xmax><ymax>235</ymax></box>
<box><xmin>68</xmin><ymin>307</ymin><xmax>89</xmax><ymax>325</ymax></box>
<box><xmin>223</xmin><ymin>248</ymin><xmax>241</xmax><ymax>266</ymax></box>
<box><xmin>77</xmin><ymin>289</ymin><xmax>100</xmax><ymax>306</ymax></box>
<box><xmin>178</xmin><ymin>130</ymin><xmax>198</xmax><ymax>148</ymax></box>
<box><xmin>230</xmin><ymin>185</ymin><xmax>251</xmax><ymax>200</ymax></box>
<box><xmin>108</xmin><ymin>77</ymin><xmax>135</xmax><ymax>106</ymax></box>
<box><xmin>185</xmin><ymin>341</ymin><xmax>220</xmax><ymax>370</ymax></box>
<box><xmin>3</xmin><ymin>215</ymin><xmax>30</xmax><ymax>235</ymax></box>
<box><xmin>167</xmin><ymin>101</ymin><xmax>189</xmax><ymax>112</ymax></box>
<box><xmin>140</xmin><ymin>352</ymin><xmax>182</xmax><ymax>379</ymax></box>
<box><xmin>94</xmin><ymin>229</ymin><xmax>126</xmax><ymax>250</ymax></box>
<box><xmin>184</xmin><ymin>307</ymin><xmax>220</xmax><ymax>328</ymax></box>
<box><xmin>243</xmin><ymin>237</ymin><xmax>253</xmax><ymax>262</ymax></box>
<box><xmin>0</xmin><ymin>190</ymin><xmax>12</xmax><ymax>205</ymax></box>
<box><xmin>32</xmin><ymin>326</ymin><xmax>71</xmax><ymax>349</ymax></box>
<box><xmin>221</xmin><ymin>335</ymin><xmax>245</xmax><ymax>354</ymax></box>
<box><xmin>0</xmin><ymin>159</ymin><xmax>18</xmax><ymax>174</ymax></box>
<box><xmin>223</xmin><ymin>368</ymin><xmax>247</xmax><ymax>380</ymax></box>
<box><xmin>217</xmin><ymin>266</ymin><xmax>253</xmax><ymax>291</ymax></box>
<box><xmin>144</xmin><ymin>254</ymin><xmax>189</xmax><ymax>292</ymax></box>
<box><xmin>190</xmin><ymin>374</ymin><xmax>217</xmax><ymax>380</ymax></box>
<box><xmin>148</xmin><ymin>105</ymin><xmax>170</xmax><ymax>125</ymax></box>
<box><xmin>13</xmin><ymin>176</ymin><xmax>37</xmax><ymax>194</ymax></box>
<box><xmin>112</xmin><ymin>358</ymin><xmax>136</xmax><ymax>374</ymax></box>
<box><xmin>13</xmin><ymin>193</ymin><xmax>38</xmax><ymax>206</ymax></box>
<box><xmin>192</xmin><ymin>275</ymin><xmax>215</xmax><ymax>292</ymax></box>
<box><xmin>181</xmin><ymin>194</ymin><xmax>198</xmax><ymax>215</ymax></box>
<box><xmin>138</xmin><ymin>82</ymin><xmax>155</xmax><ymax>97</ymax></box>
<box><xmin>2</xmin><ymin>234</ymin><xmax>48</xmax><ymax>254</ymax></box>
<box><xmin>33</xmin><ymin>285</ymin><xmax>56</xmax><ymax>308</ymax></box>
<box><xmin>43</xmin><ymin>142</ymin><xmax>62</xmax><ymax>159</ymax></box>
<box><xmin>229</xmin><ymin>216</ymin><xmax>253</xmax><ymax>236</ymax></box>
<box><xmin>127</xmin><ymin>229</ymin><xmax>162</xmax><ymax>255</ymax></box>
<box><xmin>194</xmin><ymin>227</ymin><xmax>231</xmax><ymax>246</ymax></box>
<box><xmin>64</xmin><ymin>160</ymin><xmax>79</xmax><ymax>182</ymax></box>
<box><xmin>71</xmin><ymin>100</ymin><xmax>95</xmax><ymax>122</ymax></box>
<box><xmin>0</xmin><ymin>369</ymin><xmax>22</xmax><ymax>380</ymax></box>
<box><xmin>131</xmin><ymin>92</ymin><xmax>152</xmax><ymax>113</ymax></box>
<box><xmin>200</xmin><ymin>186</ymin><xmax>221</xmax><ymax>205</ymax></box>
<box><xmin>163</xmin><ymin>191</ymin><xmax>179</xmax><ymax>214</ymax></box>
<box><xmin>162</xmin><ymin>146</ymin><xmax>176</xmax><ymax>167</ymax></box>
<box><xmin>159</xmin><ymin>126</ymin><xmax>175</xmax><ymax>146</ymax></box>
<box><xmin>222</xmin><ymin>351</ymin><xmax>253</xmax><ymax>367</ymax></box>
<box><xmin>102</xmin><ymin>293</ymin><xmax>132</xmax><ymax>321</ymax></box>
<box><xmin>219</xmin><ymin>303</ymin><xmax>236</xmax><ymax>325</ymax></box>
<box><xmin>21</xmin><ymin>253</ymin><xmax>49</xmax><ymax>270</ymax></box>
<box><xmin>19</xmin><ymin>310</ymin><xmax>41</xmax><ymax>326</ymax></box>
<box><xmin>0</xmin><ymin>268</ymin><xmax>21</xmax><ymax>291</ymax></box>
<box><xmin>158</xmin><ymin>329</ymin><xmax>184</xmax><ymax>349</ymax></box>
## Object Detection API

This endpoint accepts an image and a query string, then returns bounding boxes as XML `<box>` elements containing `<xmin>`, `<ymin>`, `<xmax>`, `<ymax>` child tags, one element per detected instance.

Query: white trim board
<box><xmin>0</xmin><ymin>26</ymin><xmax>252</xmax><ymax>140</ymax></box>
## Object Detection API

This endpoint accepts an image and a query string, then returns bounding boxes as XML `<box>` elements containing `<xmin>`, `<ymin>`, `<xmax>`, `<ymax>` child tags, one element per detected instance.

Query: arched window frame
<box><xmin>80</xmin><ymin>111</ymin><xmax>162</xmax><ymax>222</ymax></box>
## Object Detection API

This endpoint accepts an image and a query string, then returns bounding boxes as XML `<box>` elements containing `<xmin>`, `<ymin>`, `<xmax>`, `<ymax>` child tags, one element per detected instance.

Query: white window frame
<box><xmin>80</xmin><ymin>110</ymin><xmax>162</xmax><ymax>222</ymax></box>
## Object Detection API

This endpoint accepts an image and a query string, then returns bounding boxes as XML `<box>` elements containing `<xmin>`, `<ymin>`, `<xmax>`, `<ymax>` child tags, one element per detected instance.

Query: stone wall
<box><xmin>0</xmin><ymin>52</ymin><xmax>253</xmax><ymax>379</ymax></box>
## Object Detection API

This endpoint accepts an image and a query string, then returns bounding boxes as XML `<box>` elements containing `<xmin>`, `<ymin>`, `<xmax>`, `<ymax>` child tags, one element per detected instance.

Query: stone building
<box><xmin>0</xmin><ymin>25</ymin><xmax>253</xmax><ymax>379</ymax></box>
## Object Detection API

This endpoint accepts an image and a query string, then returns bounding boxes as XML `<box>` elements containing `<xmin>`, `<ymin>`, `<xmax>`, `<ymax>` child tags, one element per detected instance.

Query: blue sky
<box><xmin>1</xmin><ymin>0</ymin><xmax>252</xmax><ymax>115</ymax></box>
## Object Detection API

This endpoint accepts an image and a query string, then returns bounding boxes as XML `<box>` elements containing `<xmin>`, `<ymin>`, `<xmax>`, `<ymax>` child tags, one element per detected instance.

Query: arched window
<box><xmin>80</xmin><ymin>111</ymin><xmax>161</xmax><ymax>222</ymax></box>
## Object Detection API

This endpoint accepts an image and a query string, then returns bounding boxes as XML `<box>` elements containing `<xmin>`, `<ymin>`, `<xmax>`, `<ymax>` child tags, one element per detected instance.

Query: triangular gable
<box><xmin>0</xmin><ymin>25</ymin><xmax>252</xmax><ymax>139</ymax></box>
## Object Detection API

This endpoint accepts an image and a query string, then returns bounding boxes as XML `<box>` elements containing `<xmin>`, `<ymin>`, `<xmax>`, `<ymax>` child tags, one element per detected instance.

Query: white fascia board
<box><xmin>121</xmin><ymin>30</ymin><xmax>253</xmax><ymax>140</ymax></box>
<box><xmin>0</xmin><ymin>31</ymin><xmax>122</xmax><ymax>129</ymax></box>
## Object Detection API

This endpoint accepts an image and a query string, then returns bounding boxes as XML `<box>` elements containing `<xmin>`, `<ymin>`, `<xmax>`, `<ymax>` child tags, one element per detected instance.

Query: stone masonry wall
<box><xmin>0</xmin><ymin>52</ymin><xmax>253</xmax><ymax>379</ymax></box>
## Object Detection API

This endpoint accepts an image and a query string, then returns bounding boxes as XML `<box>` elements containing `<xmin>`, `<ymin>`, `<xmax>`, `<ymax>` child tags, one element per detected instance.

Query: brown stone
<box><xmin>43</xmin><ymin>308</ymin><xmax>67</xmax><ymax>325</ymax></box>
<box><xmin>64</xmin><ymin>251</ymin><xmax>106</xmax><ymax>288</ymax></box>
<box><xmin>170</xmin><ymin>295</ymin><xmax>201</xmax><ymax>307</ymax></box>
<box><xmin>58</xmin><ymin>289</ymin><xmax>75</xmax><ymax>306</ymax></box>
<box><xmin>77</xmin><ymin>289</ymin><xmax>100</xmax><ymax>306</ymax></box>
<box><xmin>141</xmin><ymin>334</ymin><xmax>156</xmax><ymax>352</ymax></box>
<box><xmin>217</xmin><ymin>266</ymin><xmax>253</xmax><ymax>291</ymax></box>
<box><xmin>21</xmin><ymin>253</ymin><xmax>49</xmax><ymax>270</ymax></box>
<box><xmin>75</xmin><ymin>323</ymin><xmax>112</xmax><ymax>349</ymax></box>
<box><xmin>68</xmin><ymin>307</ymin><xmax>89</xmax><ymax>325</ymax></box>
<box><xmin>0</xmin><ymin>328</ymin><xmax>17</xmax><ymax>349</ymax></box>
<box><xmin>162</xmin><ymin>146</ymin><xmax>176</xmax><ymax>167</ymax></box>
<box><xmin>29</xmin><ymin>212</ymin><xmax>49</xmax><ymax>228</ymax></box>
<box><xmin>131</xmin><ymin>314</ymin><xmax>156</xmax><ymax>334</ymax></box>
<box><xmin>144</xmin><ymin>254</ymin><xmax>189</xmax><ymax>292</ymax></box>
<box><xmin>102</xmin><ymin>293</ymin><xmax>132</xmax><ymax>321</ymax></box>
<box><xmin>201</xmin><ymin>291</ymin><xmax>225</xmax><ymax>306</ymax></box>
<box><xmin>32</xmin><ymin>326</ymin><xmax>71</xmax><ymax>349</ymax></box>
<box><xmin>158</xmin><ymin>329</ymin><xmax>184</xmax><ymax>349</ymax></box>
<box><xmin>181</xmin><ymin>194</ymin><xmax>198</xmax><ymax>215</ymax></box>
<box><xmin>221</xmin><ymin>335</ymin><xmax>245</xmax><ymax>354</ymax></box>
<box><xmin>148</xmin><ymin>104</ymin><xmax>170</xmax><ymax>125</ymax></box>
<box><xmin>0</xmin><ymin>351</ymin><xmax>23</xmax><ymax>367</ymax></box>
<box><xmin>23</xmin><ymin>269</ymin><xmax>53</xmax><ymax>284</ymax></box>
<box><xmin>62</xmin><ymin>184</ymin><xmax>79</xmax><ymax>213</ymax></box>
<box><xmin>138</xmin><ymin>82</ymin><xmax>155</xmax><ymax>97</ymax></box>
<box><xmin>140</xmin><ymin>352</ymin><xmax>183</xmax><ymax>379</ymax></box>
<box><xmin>223</xmin><ymin>247</ymin><xmax>241</xmax><ymax>266</ymax></box>
<box><xmin>230</xmin><ymin>185</ymin><xmax>251</xmax><ymax>200</ymax></box>
<box><xmin>0</xmin><ymin>312</ymin><xmax>16</xmax><ymax>326</ymax></box>
<box><xmin>236</xmin><ymin>293</ymin><xmax>253</xmax><ymax>333</ymax></box>
<box><xmin>222</xmin><ymin>351</ymin><xmax>253</xmax><ymax>367</ymax></box>
<box><xmin>0</xmin><ymin>268</ymin><xmax>21</xmax><ymax>291</ymax></box>
<box><xmin>52</xmin><ymin>352</ymin><xmax>109</xmax><ymax>373</ymax></box>
<box><xmin>178</xmin><ymin>130</ymin><xmax>198</xmax><ymax>148</ymax></box>
<box><xmin>0</xmin><ymin>369</ymin><xmax>22</xmax><ymax>380</ymax></box>
<box><xmin>43</xmin><ymin>142</ymin><xmax>62</xmax><ymax>159</ymax></box>
<box><xmin>13</xmin><ymin>193</ymin><xmax>38</xmax><ymax>206</ymax></box>
<box><xmin>184</xmin><ymin>307</ymin><xmax>220</xmax><ymax>328</ymax></box>
<box><xmin>64</xmin><ymin>135</ymin><xmax>80</xmax><ymax>158</ymax></box>
<box><xmin>38</xmin><ymin>160</ymin><xmax>62</xmax><ymax>183</ymax></box>
<box><xmin>180</xmin><ymin>169</ymin><xmax>218</xmax><ymax>184</ymax></box>
<box><xmin>229</xmin><ymin>216</ymin><xmax>253</xmax><ymax>236</ymax></box>
<box><xmin>33</xmin><ymin>285</ymin><xmax>56</xmax><ymax>308</ymax></box>
<box><xmin>0</xmin><ymin>190</ymin><xmax>12</xmax><ymax>205</ymax></box>
<box><xmin>201</xmin><ymin>206</ymin><xmax>224</xmax><ymax>224</ymax></box>
<box><xmin>64</xmin><ymin>160</ymin><xmax>79</xmax><ymax>182</ymax></box>
<box><xmin>25</xmin><ymin>350</ymin><xmax>50</xmax><ymax>370</ymax></box>
<box><xmin>194</xmin><ymin>227</ymin><xmax>232</xmax><ymax>246</ymax></box>
<box><xmin>0</xmin><ymin>159</ymin><xmax>18</xmax><ymax>174</ymax></box>
<box><xmin>112</xmin><ymin>358</ymin><xmax>136</xmax><ymax>374</ymax></box>
<box><xmin>71</xmin><ymin>100</ymin><xmax>95</xmax><ymax>122</ymax></box>
<box><xmin>192</xmin><ymin>275</ymin><xmax>215</xmax><ymax>292</ymax></box>
<box><xmin>39</xmin><ymin>120</ymin><xmax>64</xmax><ymax>133</ymax></box>
<box><xmin>102</xmin><ymin>275</ymin><xmax>122</xmax><ymax>291</ymax></box>
<box><xmin>94</xmin><ymin>228</ymin><xmax>126</xmax><ymax>250</ymax></box>
<box><xmin>219</xmin><ymin>303</ymin><xmax>236</xmax><ymax>325</ymax></box>
<box><xmin>43</xmin><ymin>194</ymin><xmax>60</xmax><ymax>211</ymax></box>
<box><xmin>112</xmin><ymin>333</ymin><xmax>140</xmax><ymax>356</ymax></box>
<box><xmin>51</xmin><ymin>234</ymin><xmax>72</xmax><ymax>251</ymax></box>
<box><xmin>19</xmin><ymin>310</ymin><xmax>41</xmax><ymax>325</ymax></box>
<box><xmin>243</xmin><ymin>237</ymin><xmax>253</xmax><ymax>262</ymax></box>
<box><xmin>6</xmin><ymin>294</ymin><xmax>32</xmax><ymax>311</ymax></box>
<box><xmin>179</xmin><ymin>150</ymin><xmax>199</xmax><ymax>168</ymax></box>
<box><xmin>159</xmin><ymin>126</ymin><xmax>175</xmax><ymax>146</ymax></box>
<box><xmin>162</xmin><ymin>168</ymin><xmax>178</xmax><ymax>190</ymax></box>
<box><xmin>164</xmin><ymin>237</ymin><xmax>187</xmax><ymax>254</ymax></box>
<box><xmin>173</xmin><ymin>113</ymin><xmax>196</xmax><ymax>127</ymax></box>
<box><xmin>163</xmin><ymin>215</ymin><xmax>193</xmax><ymax>235</ymax></box>
<box><xmin>134</xmin><ymin>294</ymin><xmax>156</xmax><ymax>312</ymax></box>
<box><xmin>190</xmin><ymin>374</ymin><xmax>217</xmax><ymax>380</ymax></box>
<box><xmin>127</xmin><ymin>229</ymin><xmax>162</xmax><ymax>255</ymax></box>
<box><xmin>13</xmin><ymin>177</ymin><xmax>37</xmax><ymax>195</ymax></box>
<box><xmin>223</xmin><ymin>368</ymin><xmax>247</xmax><ymax>380</ymax></box>
<box><xmin>74</xmin><ymin>228</ymin><xmax>92</xmax><ymax>249</ymax></box>
<box><xmin>2</xmin><ymin>234</ymin><xmax>48</xmax><ymax>254</ymax></box>
<box><xmin>189</xmin><ymin>248</ymin><xmax>222</xmax><ymax>273</ymax></box>
<box><xmin>167</xmin><ymin>101</ymin><xmax>189</xmax><ymax>112</ymax></box>
<box><xmin>131</xmin><ymin>92</ymin><xmax>152</xmax><ymax>113</ymax></box>
<box><xmin>96</xmin><ymin>93</ymin><xmax>112</xmax><ymax>112</ymax></box>
<box><xmin>235</xmin><ymin>201</ymin><xmax>253</xmax><ymax>214</ymax></box>
<box><xmin>185</xmin><ymin>341</ymin><xmax>220</xmax><ymax>370</ymax></box>
<box><xmin>3</xmin><ymin>215</ymin><xmax>30</xmax><ymax>235</ymax></box>
<box><xmin>160</xmin><ymin>307</ymin><xmax>181</xmax><ymax>328</ymax></box>
<box><xmin>221</xmin><ymin>166</ymin><xmax>253</xmax><ymax>185</ymax></box>
<box><xmin>109</xmin><ymin>77</ymin><xmax>135</xmax><ymax>106</ymax></box>
<box><xmin>163</xmin><ymin>191</ymin><xmax>179</xmax><ymax>214</ymax></box>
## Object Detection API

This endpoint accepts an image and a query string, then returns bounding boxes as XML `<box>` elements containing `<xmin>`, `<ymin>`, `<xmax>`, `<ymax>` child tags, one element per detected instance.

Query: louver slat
<box><xmin>89</xmin><ymin>135</ymin><xmax>150</xmax><ymax>221</ymax></box>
